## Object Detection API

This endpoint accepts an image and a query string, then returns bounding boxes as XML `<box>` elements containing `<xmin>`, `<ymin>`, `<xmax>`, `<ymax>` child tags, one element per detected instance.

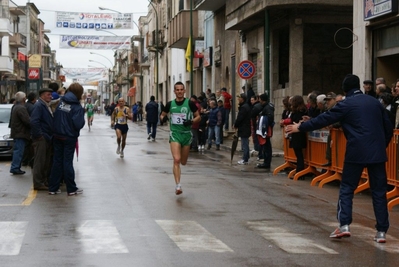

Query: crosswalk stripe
<box><xmin>324</xmin><ymin>222</ymin><xmax>399</xmax><ymax>253</ymax></box>
<box><xmin>247</xmin><ymin>221</ymin><xmax>338</xmax><ymax>254</ymax></box>
<box><xmin>76</xmin><ymin>220</ymin><xmax>129</xmax><ymax>254</ymax></box>
<box><xmin>0</xmin><ymin>221</ymin><xmax>28</xmax><ymax>255</ymax></box>
<box><xmin>156</xmin><ymin>220</ymin><xmax>234</xmax><ymax>252</ymax></box>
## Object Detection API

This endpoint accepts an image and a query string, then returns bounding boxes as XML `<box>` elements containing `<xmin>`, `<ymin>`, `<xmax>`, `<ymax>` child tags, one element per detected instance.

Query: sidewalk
<box><xmin>219</xmin><ymin>133</ymin><xmax>284</xmax><ymax>157</ymax></box>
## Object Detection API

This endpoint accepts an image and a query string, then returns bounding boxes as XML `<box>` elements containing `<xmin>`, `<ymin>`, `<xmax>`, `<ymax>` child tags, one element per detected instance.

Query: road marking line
<box><xmin>156</xmin><ymin>220</ymin><xmax>234</xmax><ymax>252</ymax></box>
<box><xmin>21</xmin><ymin>187</ymin><xmax>37</xmax><ymax>206</ymax></box>
<box><xmin>247</xmin><ymin>221</ymin><xmax>338</xmax><ymax>254</ymax></box>
<box><xmin>325</xmin><ymin>222</ymin><xmax>399</xmax><ymax>253</ymax></box>
<box><xmin>76</xmin><ymin>220</ymin><xmax>129</xmax><ymax>254</ymax></box>
<box><xmin>0</xmin><ymin>221</ymin><xmax>28</xmax><ymax>255</ymax></box>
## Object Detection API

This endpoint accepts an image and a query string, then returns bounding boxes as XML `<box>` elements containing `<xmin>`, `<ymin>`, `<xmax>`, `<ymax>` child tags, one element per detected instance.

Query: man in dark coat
<box><xmin>30</xmin><ymin>88</ymin><xmax>54</xmax><ymax>190</ymax></box>
<box><xmin>145</xmin><ymin>95</ymin><xmax>159</xmax><ymax>141</ymax></box>
<box><xmin>10</xmin><ymin>92</ymin><xmax>31</xmax><ymax>175</ymax></box>
<box><xmin>234</xmin><ymin>93</ymin><xmax>251</xmax><ymax>165</ymax></box>
<box><xmin>256</xmin><ymin>93</ymin><xmax>275</xmax><ymax>170</ymax></box>
<box><xmin>286</xmin><ymin>74</ymin><xmax>393</xmax><ymax>243</ymax></box>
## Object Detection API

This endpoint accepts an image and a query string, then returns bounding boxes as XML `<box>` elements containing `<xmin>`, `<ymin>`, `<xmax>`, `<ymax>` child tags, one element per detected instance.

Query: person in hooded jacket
<box><xmin>48</xmin><ymin>83</ymin><xmax>85</xmax><ymax>196</ymax></box>
<box><xmin>286</xmin><ymin>74</ymin><xmax>393</xmax><ymax>243</ymax></box>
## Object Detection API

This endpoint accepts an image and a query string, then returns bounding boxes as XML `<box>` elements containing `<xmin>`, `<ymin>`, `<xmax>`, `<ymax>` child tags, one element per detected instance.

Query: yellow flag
<box><xmin>185</xmin><ymin>37</ymin><xmax>191</xmax><ymax>72</ymax></box>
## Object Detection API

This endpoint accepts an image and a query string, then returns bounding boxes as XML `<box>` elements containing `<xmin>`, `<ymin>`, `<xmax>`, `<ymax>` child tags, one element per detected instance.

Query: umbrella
<box><xmin>230</xmin><ymin>133</ymin><xmax>239</xmax><ymax>164</ymax></box>
<box><xmin>75</xmin><ymin>139</ymin><xmax>79</xmax><ymax>161</ymax></box>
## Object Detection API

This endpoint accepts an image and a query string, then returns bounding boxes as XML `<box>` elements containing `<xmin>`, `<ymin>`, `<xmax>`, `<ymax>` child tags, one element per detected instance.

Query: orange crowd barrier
<box><xmin>274</xmin><ymin>128</ymin><xmax>399</xmax><ymax>211</ymax></box>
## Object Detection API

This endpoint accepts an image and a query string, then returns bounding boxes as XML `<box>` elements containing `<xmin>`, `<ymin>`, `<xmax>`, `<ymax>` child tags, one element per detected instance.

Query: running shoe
<box><xmin>374</xmin><ymin>231</ymin><xmax>386</xmax><ymax>243</ymax></box>
<box><xmin>329</xmin><ymin>225</ymin><xmax>351</xmax><ymax>238</ymax></box>
<box><xmin>237</xmin><ymin>160</ymin><xmax>249</xmax><ymax>165</ymax></box>
<box><xmin>116</xmin><ymin>146</ymin><xmax>120</xmax><ymax>154</ymax></box>
<box><xmin>151</xmin><ymin>138</ymin><xmax>155</xmax><ymax>142</ymax></box>
<box><xmin>175</xmin><ymin>185</ymin><xmax>183</xmax><ymax>195</ymax></box>
<box><xmin>120</xmin><ymin>151</ymin><xmax>124</xmax><ymax>158</ymax></box>
<box><xmin>147</xmin><ymin>133</ymin><xmax>151</xmax><ymax>140</ymax></box>
<box><xmin>68</xmin><ymin>189</ymin><xmax>83</xmax><ymax>196</ymax></box>
<box><xmin>48</xmin><ymin>189</ymin><xmax>61</xmax><ymax>195</ymax></box>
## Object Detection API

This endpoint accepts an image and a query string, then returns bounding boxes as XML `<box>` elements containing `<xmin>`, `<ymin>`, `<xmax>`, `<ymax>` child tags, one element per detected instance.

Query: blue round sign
<box><xmin>237</xmin><ymin>60</ymin><xmax>256</xmax><ymax>80</ymax></box>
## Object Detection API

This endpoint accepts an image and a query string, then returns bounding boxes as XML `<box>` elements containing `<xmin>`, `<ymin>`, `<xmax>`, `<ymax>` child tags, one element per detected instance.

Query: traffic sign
<box><xmin>237</xmin><ymin>60</ymin><xmax>256</xmax><ymax>80</ymax></box>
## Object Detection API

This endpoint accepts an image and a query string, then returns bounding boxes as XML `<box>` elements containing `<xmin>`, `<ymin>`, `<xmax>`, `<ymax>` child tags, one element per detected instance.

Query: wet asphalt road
<box><xmin>0</xmin><ymin>114</ymin><xmax>399</xmax><ymax>267</ymax></box>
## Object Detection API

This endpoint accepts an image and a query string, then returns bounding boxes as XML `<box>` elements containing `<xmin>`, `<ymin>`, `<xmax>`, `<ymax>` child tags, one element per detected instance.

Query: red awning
<box><xmin>127</xmin><ymin>87</ymin><xmax>136</xmax><ymax>97</ymax></box>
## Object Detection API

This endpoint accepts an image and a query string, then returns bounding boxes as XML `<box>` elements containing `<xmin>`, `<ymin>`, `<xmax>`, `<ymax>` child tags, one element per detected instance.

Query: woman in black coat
<box><xmin>282</xmin><ymin>95</ymin><xmax>307</xmax><ymax>173</ymax></box>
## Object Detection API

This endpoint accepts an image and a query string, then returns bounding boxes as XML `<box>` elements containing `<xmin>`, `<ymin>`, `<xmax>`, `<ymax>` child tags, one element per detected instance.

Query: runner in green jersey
<box><xmin>85</xmin><ymin>98</ymin><xmax>95</xmax><ymax>128</ymax></box>
<box><xmin>160</xmin><ymin>82</ymin><xmax>200</xmax><ymax>195</ymax></box>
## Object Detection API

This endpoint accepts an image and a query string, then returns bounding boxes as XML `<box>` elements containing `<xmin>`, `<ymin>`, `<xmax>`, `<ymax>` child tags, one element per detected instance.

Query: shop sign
<box><xmin>364</xmin><ymin>0</ymin><xmax>398</xmax><ymax>21</ymax></box>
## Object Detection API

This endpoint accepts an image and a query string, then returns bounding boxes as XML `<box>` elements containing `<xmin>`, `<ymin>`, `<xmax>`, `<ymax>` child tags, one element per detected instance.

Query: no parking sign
<box><xmin>237</xmin><ymin>60</ymin><xmax>256</xmax><ymax>80</ymax></box>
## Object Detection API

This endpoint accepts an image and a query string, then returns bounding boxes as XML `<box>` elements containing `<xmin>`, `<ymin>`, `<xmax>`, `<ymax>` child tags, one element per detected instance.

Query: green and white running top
<box><xmin>170</xmin><ymin>98</ymin><xmax>193</xmax><ymax>133</ymax></box>
<box><xmin>85</xmin><ymin>103</ymin><xmax>94</xmax><ymax>117</ymax></box>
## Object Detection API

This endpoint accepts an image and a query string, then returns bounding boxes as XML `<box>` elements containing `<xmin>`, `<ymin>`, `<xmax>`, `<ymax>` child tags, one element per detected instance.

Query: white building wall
<box><xmin>169</xmin><ymin>48</ymin><xmax>186</xmax><ymax>101</ymax></box>
<box><xmin>352</xmin><ymin>0</ymin><xmax>371</xmax><ymax>84</ymax></box>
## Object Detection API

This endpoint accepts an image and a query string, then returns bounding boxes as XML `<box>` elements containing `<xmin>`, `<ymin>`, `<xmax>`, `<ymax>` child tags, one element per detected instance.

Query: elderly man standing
<box><xmin>9</xmin><ymin>92</ymin><xmax>31</xmax><ymax>175</ymax></box>
<box><xmin>30</xmin><ymin>88</ymin><xmax>54</xmax><ymax>190</ymax></box>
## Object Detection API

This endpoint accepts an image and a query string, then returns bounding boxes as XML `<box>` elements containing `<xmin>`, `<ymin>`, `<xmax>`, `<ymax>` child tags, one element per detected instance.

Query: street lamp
<box><xmin>98</xmin><ymin>5</ymin><xmax>155</xmax><ymax>99</ymax></box>
<box><xmin>90</xmin><ymin>52</ymin><xmax>113</xmax><ymax>67</ymax></box>
<box><xmin>147</xmin><ymin>1</ymin><xmax>159</xmax><ymax>100</ymax></box>
<box><xmin>89</xmin><ymin>60</ymin><xmax>108</xmax><ymax>68</ymax></box>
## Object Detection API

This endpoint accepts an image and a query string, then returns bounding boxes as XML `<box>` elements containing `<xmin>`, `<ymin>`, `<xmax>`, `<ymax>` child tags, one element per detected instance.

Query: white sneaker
<box><xmin>237</xmin><ymin>160</ymin><xmax>248</xmax><ymax>165</ymax></box>
<box><xmin>198</xmin><ymin>146</ymin><xmax>201</xmax><ymax>151</ymax></box>
<box><xmin>147</xmin><ymin>133</ymin><xmax>151</xmax><ymax>140</ymax></box>
<box><xmin>116</xmin><ymin>146</ymin><xmax>120</xmax><ymax>154</ymax></box>
<box><xmin>120</xmin><ymin>151</ymin><xmax>124</xmax><ymax>158</ymax></box>
<box><xmin>151</xmin><ymin>138</ymin><xmax>155</xmax><ymax>142</ymax></box>
<box><xmin>201</xmin><ymin>145</ymin><xmax>205</xmax><ymax>150</ymax></box>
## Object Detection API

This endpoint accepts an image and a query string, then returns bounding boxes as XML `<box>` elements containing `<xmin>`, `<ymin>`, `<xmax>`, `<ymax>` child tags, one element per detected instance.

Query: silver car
<box><xmin>0</xmin><ymin>104</ymin><xmax>14</xmax><ymax>157</ymax></box>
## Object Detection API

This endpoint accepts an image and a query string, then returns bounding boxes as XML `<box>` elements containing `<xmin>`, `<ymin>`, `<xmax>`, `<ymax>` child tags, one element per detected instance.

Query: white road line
<box><xmin>76</xmin><ymin>220</ymin><xmax>129</xmax><ymax>254</ymax></box>
<box><xmin>156</xmin><ymin>220</ymin><xmax>234</xmax><ymax>252</ymax></box>
<box><xmin>247</xmin><ymin>221</ymin><xmax>338</xmax><ymax>254</ymax></box>
<box><xmin>0</xmin><ymin>221</ymin><xmax>28</xmax><ymax>255</ymax></box>
<box><xmin>325</xmin><ymin>222</ymin><xmax>399</xmax><ymax>253</ymax></box>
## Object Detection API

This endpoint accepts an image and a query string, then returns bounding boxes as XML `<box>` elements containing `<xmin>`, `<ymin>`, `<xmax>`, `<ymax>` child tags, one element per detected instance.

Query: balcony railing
<box><xmin>168</xmin><ymin>10</ymin><xmax>199</xmax><ymax>49</ymax></box>
<box><xmin>9</xmin><ymin>33</ymin><xmax>27</xmax><ymax>47</ymax></box>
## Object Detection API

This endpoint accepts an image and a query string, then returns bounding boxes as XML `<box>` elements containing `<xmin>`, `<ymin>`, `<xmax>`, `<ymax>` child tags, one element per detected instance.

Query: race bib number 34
<box><xmin>171</xmin><ymin>113</ymin><xmax>187</xmax><ymax>124</ymax></box>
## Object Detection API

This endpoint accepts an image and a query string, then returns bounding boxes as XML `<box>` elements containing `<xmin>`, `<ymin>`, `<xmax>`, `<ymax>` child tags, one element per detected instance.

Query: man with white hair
<box><xmin>316</xmin><ymin>94</ymin><xmax>327</xmax><ymax>113</ymax></box>
<box><xmin>10</xmin><ymin>92</ymin><xmax>30</xmax><ymax>175</ymax></box>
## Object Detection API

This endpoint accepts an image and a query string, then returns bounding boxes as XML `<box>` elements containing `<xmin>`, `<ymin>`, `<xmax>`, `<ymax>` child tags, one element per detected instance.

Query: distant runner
<box><xmin>85</xmin><ymin>98</ymin><xmax>94</xmax><ymax>129</ymax></box>
<box><xmin>111</xmin><ymin>98</ymin><xmax>132</xmax><ymax>158</ymax></box>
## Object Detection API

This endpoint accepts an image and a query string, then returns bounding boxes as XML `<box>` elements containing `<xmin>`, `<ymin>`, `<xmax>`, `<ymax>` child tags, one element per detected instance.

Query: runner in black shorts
<box><xmin>111</xmin><ymin>98</ymin><xmax>132</xmax><ymax>158</ymax></box>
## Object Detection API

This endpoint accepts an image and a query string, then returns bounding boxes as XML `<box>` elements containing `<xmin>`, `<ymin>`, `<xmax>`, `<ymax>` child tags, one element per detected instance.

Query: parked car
<box><xmin>0</xmin><ymin>104</ymin><xmax>14</xmax><ymax>157</ymax></box>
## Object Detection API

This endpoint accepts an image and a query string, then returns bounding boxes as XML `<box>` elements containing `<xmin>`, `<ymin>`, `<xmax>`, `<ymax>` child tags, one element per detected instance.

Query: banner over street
<box><xmin>59</xmin><ymin>35</ymin><xmax>131</xmax><ymax>50</ymax></box>
<box><xmin>56</xmin><ymin>12</ymin><xmax>133</xmax><ymax>30</ymax></box>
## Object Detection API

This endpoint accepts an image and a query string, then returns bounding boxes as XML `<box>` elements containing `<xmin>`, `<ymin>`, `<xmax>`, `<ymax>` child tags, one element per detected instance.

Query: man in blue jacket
<box><xmin>286</xmin><ymin>74</ymin><xmax>393</xmax><ymax>243</ymax></box>
<box><xmin>48</xmin><ymin>83</ymin><xmax>85</xmax><ymax>196</ymax></box>
<box><xmin>145</xmin><ymin>95</ymin><xmax>159</xmax><ymax>141</ymax></box>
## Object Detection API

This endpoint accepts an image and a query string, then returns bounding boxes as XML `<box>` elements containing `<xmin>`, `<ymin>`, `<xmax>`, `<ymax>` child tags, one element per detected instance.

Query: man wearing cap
<box><xmin>286</xmin><ymin>74</ymin><xmax>393</xmax><ymax>243</ymax></box>
<box><xmin>30</xmin><ymin>88</ymin><xmax>54</xmax><ymax>190</ymax></box>
<box><xmin>234</xmin><ymin>93</ymin><xmax>252</xmax><ymax>165</ymax></box>
<box><xmin>363</xmin><ymin>80</ymin><xmax>376</xmax><ymax>97</ymax></box>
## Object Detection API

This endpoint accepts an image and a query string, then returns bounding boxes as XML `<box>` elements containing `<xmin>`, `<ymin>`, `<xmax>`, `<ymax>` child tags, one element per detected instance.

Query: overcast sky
<box><xmin>12</xmin><ymin>0</ymin><xmax>149</xmax><ymax>68</ymax></box>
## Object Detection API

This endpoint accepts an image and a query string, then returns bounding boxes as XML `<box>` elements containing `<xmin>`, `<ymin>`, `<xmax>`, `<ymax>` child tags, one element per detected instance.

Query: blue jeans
<box><xmin>147</xmin><ymin>121</ymin><xmax>157</xmax><ymax>139</ymax></box>
<box><xmin>224</xmin><ymin>109</ymin><xmax>230</xmax><ymax>130</ymax></box>
<box><xmin>241</xmin><ymin>137</ymin><xmax>250</xmax><ymax>162</ymax></box>
<box><xmin>260</xmin><ymin>138</ymin><xmax>272</xmax><ymax>167</ymax></box>
<box><xmin>208</xmin><ymin>125</ymin><xmax>221</xmax><ymax>146</ymax></box>
<box><xmin>10</xmin><ymin>138</ymin><xmax>26</xmax><ymax>172</ymax></box>
<box><xmin>49</xmin><ymin>137</ymin><xmax>78</xmax><ymax>193</ymax></box>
